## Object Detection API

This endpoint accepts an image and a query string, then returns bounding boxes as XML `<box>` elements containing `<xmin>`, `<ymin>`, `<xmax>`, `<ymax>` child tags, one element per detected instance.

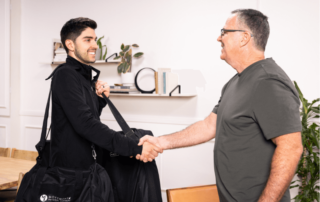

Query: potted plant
<box><xmin>290</xmin><ymin>81</ymin><xmax>319</xmax><ymax>201</ymax></box>
<box><xmin>96</xmin><ymin>36</ymin><xmax>108</xmax><ymax>61</ymax></box>
<box><xmin>114</xmin><ymin>44</ymin><xmax>143</xmax><ymax>86</ymax></box>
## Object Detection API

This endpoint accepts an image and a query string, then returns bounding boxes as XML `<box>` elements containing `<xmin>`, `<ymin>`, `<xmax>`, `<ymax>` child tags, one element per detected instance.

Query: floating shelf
<box><xmin>109</xmin><ymin>93</ymin><xmax>197</xmax><ymax>97</ymax></box>
<box><xmin>51</xmin><ymin>59</ymin><xmax>120</xmax><ymax>65</ymax></box>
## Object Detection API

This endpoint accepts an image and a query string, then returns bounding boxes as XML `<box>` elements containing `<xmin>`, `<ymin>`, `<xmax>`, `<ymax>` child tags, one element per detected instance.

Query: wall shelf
<box><xmin>109</xmin><ymin>93</ymin><xmax>196</xmax><ymax>98</ymax></box>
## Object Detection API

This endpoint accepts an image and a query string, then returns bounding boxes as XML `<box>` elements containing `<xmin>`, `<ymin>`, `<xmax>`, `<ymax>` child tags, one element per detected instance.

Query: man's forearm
<box><xmin>159</xmin><ymin>116</ymin><xmax>216</xmax><ymax>150</ymax></box>
<box><xmin>258</xmin><ymin>136</ymin><xmax>302</xmax><ymax>202</ymax></box>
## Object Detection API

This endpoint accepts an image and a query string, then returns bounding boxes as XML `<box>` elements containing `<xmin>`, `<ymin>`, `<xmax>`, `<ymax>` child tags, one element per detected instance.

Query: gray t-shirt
<box><xmin>212</xmin><ymin>58</ymin><xmax>302</xmax><ymax>202</ymax></box>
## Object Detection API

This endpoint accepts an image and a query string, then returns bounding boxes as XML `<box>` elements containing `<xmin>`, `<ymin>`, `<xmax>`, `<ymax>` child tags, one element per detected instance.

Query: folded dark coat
<box><xmin>49</xmin><ymin>56</ymin><xmax>142</xmax><ymax>169</ymax></box>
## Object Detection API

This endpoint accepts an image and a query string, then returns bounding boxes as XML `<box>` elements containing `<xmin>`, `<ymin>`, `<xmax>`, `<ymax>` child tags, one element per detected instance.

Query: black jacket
<box><xmin>49</xmin><ymin>56</ymin><xmax>142</xmax><ymax>169</ymax></box>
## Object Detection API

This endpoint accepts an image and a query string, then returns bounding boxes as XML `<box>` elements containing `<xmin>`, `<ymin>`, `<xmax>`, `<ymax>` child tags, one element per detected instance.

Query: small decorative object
<box><xmin>114</xmin><ymin>44</ymin><xmax>143</xmax><ymax>74</ymax></box>
<box><xmin>135</xmin><ymin>68</ymin><xmax>156</xmax><ymax>94</ymax></box>
<box><xmin>290</xmin><ymin>81</ymin><xmax>319</xmax><ymax>201</ymax></box>
<box><xmin>96</xmin><ymin>36</ymin><xmax>108</xmax><ymax>60</ymax></box>
<box><xmin>52</xmin><ymin>40</ymin><xmax>67</xmax><ymax>63</ymax></box>
<box><xmin>121</xmin><ymin>73</ymin><xmax>135</xmax><ymax>87</ymax></box>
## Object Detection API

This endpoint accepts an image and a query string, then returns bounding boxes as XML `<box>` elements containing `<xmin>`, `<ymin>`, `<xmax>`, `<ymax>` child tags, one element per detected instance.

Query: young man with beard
<box><xmin>49</xmin><ymin>17</ymin><xmax>160</xmax><ymax>171</ymax></box>
<box><xmin>137</xmin><ymin>9</ymin><xmax>303</xmax><ymax>202</ymax></box>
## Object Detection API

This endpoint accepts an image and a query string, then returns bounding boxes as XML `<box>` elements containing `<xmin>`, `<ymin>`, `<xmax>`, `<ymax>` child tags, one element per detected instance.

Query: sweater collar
<box><xmin>46</xmin><ymin>56</ymin><xmax>100</xmax><ymax>85</ymax></box>
<box><xmin>66</xmin><ymin>55</ymin><xmax>100</xmax><ymax>84</ymax></box>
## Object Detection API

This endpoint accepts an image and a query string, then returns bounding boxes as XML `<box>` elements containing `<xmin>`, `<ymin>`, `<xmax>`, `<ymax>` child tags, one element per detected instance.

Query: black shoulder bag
<box><xmin>101</xmin><ymin>93</ymin><xmax>162</xmax><ymax>202</ymax></box>
<box><xmin>15</xmin><ymin>65</ymin><xmax>114</xmax><ymax>202</ymax></box>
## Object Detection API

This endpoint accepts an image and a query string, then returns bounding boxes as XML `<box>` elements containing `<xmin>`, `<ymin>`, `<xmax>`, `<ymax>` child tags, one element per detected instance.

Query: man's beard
<box><xmin>74</xmin><ymin>46</ymin><xmax>95</xmax><ymax>64</ymax></box>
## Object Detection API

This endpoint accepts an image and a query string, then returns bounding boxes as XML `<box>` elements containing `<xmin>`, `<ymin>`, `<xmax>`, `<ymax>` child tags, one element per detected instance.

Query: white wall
<box><xmin>1</xmin><ymin>0</ymin><xmax>319</xmax><ymax>201</ymax></box>
<box><xmin>0</xmin><ymin>0</ymin><xmax>10</xmax><ymax>149</ymax></box>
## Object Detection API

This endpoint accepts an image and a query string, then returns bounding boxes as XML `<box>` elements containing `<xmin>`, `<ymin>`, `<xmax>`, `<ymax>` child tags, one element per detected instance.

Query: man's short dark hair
<box><xmin>60</xmin><ymin>17</ymin><xmax>97</xmax><ymax>53</ymax></box>
<box><xmin>232</xmin><ymin>9</ymin><xmax>269</xmax><ymax>51</ymax></box>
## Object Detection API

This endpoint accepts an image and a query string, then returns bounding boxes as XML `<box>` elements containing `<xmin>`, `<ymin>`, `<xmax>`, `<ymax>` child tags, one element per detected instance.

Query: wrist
<box><xmin>159</xmin><ymin>136</ymin><xmax>171</xmax><ymax>150</ymax></box>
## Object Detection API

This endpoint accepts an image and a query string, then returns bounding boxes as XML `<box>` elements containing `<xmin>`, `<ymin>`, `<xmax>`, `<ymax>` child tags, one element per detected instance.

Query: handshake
<box><xmin>95</xmin><ymin>82</ymin><xmax>167</xmax><ymax>163</ymax></box>
<box><xmin>136</xmin><ymin>135</ymin><xmax>165</xmax><ymax>163</ymax></box>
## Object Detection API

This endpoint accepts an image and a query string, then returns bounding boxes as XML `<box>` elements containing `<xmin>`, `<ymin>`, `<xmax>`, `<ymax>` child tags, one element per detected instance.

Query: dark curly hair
<box><xmin>60</xmin><ymin>17</ymin><xmax>97</xmax><ymax>53</ymax></box>
<box><xmin>232</xmin><ymin>9</ymin><xmax>270</xmax><ymax>51</ymax></box>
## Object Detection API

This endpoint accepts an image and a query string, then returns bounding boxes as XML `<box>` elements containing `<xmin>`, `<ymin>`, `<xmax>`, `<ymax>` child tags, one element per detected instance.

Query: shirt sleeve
<box><xmin>212</xmin><ymin>82</ymin><xmax>229</xmax><ymax>114</ymax></box>
<box><xmin>52</xmin><ymin>67</ymin><xmax>142</xmax><ymax>156</ymax></box>
<box><xmin>97</xmin><ymin>95</ymin><xmax>107</xmax><ymax>116</ymax></box>
<box><xmin>252</xmin><ymin>78</ymin><xmax>302</xmax><ymax>140</ymax></box>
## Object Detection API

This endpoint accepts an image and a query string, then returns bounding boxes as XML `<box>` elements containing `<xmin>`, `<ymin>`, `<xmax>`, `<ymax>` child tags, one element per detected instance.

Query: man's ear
<box><xmin>240</xmin><ymin>32</ymin><xmax>251</xmax><ymax>47</ymax></box>
<box><xmin>65</xmin><ymin>39</ymin><xmax>75</xmax><ymax>52</ymax></box>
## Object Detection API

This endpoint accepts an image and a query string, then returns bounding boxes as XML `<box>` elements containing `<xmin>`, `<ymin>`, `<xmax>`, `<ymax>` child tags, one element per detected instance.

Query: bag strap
<box><xmin>102</xmin><ymin>93</ymin><xmax>135</xmax><ymax>137</ymax></box>
<box><xmin>35</xmin><ymin>64</ymin><xmax>64</xmax><ymax>153</ymax></box>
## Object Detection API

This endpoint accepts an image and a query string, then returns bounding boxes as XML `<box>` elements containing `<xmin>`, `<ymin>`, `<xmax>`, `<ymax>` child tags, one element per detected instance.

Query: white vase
<box><xmin>121</xmin><ymin>72</ymin><xmax>135</xmax><ymax>86</ymax></box>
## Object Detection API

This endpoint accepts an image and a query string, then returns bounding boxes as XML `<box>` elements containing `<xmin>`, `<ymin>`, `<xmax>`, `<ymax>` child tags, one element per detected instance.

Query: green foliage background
<box><xmin>290</xmin><ymin>81</ymin><xmax>319</xmax><ymax>202</ymax></box>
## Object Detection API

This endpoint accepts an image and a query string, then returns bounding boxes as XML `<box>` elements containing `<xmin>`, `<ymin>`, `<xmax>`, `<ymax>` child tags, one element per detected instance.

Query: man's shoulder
<box><xmin>52</xmin><ymin>63</ymin><xmax>79</xmax><ymax>78</ymax></box>
<box><xmin>248</xmin><ymin>58</ymin><xmax>298</xmax><ymax>98</ymax></box>
<box><xmin>257</xmin><ymin>58</ymin><xmax>291</xmax><ymax>81</ymax></box>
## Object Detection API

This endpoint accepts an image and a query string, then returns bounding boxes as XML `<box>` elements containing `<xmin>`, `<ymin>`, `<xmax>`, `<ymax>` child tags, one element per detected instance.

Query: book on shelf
<box><xmin>155</xmin><ymin>68</ymin><xmax>179</xmax><ymax>95</ymax></box>
<box><xmin>157</xmin><ymin>68</ymin><xmax>171</xmax><ymax>94</ymax></box>
<box><xmin>110</xmin><ymin>88</ymin><xmax>138</xmax><ymax>92</ymax></box>
<box><xmin>154</xmin><ymin>72</ymin><xmax>158</xmax><ymax>94</ymax></box>
<box><xmin>163</xmin><ymin>72</ymin><xmax>167</xmax><ymax>94</ymax></box>
<box><xmin>110</xmin><ymin>86</ymin><xmax>136</xmax><ymax>89</ymax></box>
<box><xmin>110</xmin><ymin>91</ymin><xmax>141</xmax><ymax>94</ymax></box>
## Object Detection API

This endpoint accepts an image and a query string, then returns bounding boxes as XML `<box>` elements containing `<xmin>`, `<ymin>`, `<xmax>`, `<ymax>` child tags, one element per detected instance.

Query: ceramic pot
<box><xmin>121</xmin><ymin>72</ymin><xmax>135</xmax><ymax>86</ymax></box>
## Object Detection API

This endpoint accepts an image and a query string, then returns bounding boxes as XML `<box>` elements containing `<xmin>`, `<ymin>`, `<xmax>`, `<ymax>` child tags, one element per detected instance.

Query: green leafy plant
<box><xmin>114</xmin><ymin>43</ymin><xmax>143</xmax><ymax>74</ymax></box>
<box><xmin>290</xmin><ymin>81</ymin><xmax>320</xmax><ymax>202</ymax></box>
<box><xmin>96</xmin><ymin>36</ymin><xmax>108</xmax><ymax>60</ymax></box>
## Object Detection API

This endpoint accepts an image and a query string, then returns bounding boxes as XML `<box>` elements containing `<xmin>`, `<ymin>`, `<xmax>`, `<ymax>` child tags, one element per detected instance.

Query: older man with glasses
<box><xmin>137</xmin><ymin>9</ymin><xmax>303</xmax><ymax>202</ymax></box>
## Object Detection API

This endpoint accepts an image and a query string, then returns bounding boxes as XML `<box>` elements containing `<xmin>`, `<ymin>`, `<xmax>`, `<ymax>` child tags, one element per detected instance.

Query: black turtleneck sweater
<box><xmin>50</xmin><ymin>56</ymin><xmax>142</xmax><ymax>169</ymax></box>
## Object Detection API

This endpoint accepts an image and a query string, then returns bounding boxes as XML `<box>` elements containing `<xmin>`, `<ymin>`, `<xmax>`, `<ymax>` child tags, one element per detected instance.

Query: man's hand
<box><xmin>136</xmin><ymin>139</ymin><xmax>163</xmax><ymax>163</ymax></box>
<box><xmin>95</xmin><ymin>80</ymin><xmax>110</xmax><ymax>97</ymax></box>
<box><xmin>136</xmin><ymin>135</ymin><xmax>163</xmax><ymax>161</ymax></box>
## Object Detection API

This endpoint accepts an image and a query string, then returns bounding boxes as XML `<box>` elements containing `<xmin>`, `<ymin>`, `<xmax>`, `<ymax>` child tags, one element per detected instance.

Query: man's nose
<box><xmin>92</xmin><ymin>41</ymin><xmax>98</xmax><ymax>49</ymax></box>
<box><xmin>217</xmin><ymin>35</ymin><xmax>222</xmax><ymax>42</ymax></box>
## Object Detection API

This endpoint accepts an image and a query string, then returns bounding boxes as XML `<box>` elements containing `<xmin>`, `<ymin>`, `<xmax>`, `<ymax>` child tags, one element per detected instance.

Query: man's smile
<box><xmin>88</xmin><ymin>49</ymin><xmax>96</xmax><ymax>55</ymax></box>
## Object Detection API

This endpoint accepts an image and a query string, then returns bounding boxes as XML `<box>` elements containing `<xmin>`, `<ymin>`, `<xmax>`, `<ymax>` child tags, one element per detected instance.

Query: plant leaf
<box><xmin>294</xmin><ymin>81</ymin><xmax>304</xmax><ymax>99</ymax></box>
<box><xmin>123</xmin><ymin>45</ymin><xmax>130</xmax><ymax>52</ymax></box>
<box><xmin>290</xmin><ymin>181</ymin><xmax>296</xmax><ymax>184</ymax></box>
<box><xmin>294</xmin><ymin>81</ymin><xmax>308</xmax><ymax>114</ymax></box>
<box><xmin>121</xmin><ymin>43</ymin><xmax>124</xmax><ymax>50</ymax></box>
<box><xmin>102</xmin><ymin>47</ymin><xmax>108</xmax><ymax>60</ymax></box>
<box><xmin>311</xmin><ymin>98</ymin><xmax>320</xmax><ymax>106</ymax></box>
<box><xmin>290</xmin><ymin>185</ymin><xmax>299</xmax><ymax>189</ymax></box>
<box><xmin>117</xmin><ymin>63</ymin><xmax>124</xmax><ymax>74</ymax></box>
<box><xmin>96</xmin><ymin>36</ymin><xmax>104</xmax><ymax>49</ymax></box>
<box><xmin>122</xmin><ymin>62</ymin><xmax>129</xmax><ymax>73</ymax></box>
<box><xmin>125</xmin><ymin>64</ymin><xmax>131</xmax><ymax>73</ymax></box>
<box><xmin>311</xmin><ymin>107</ymin><xmax>320</xmax><ymax>114</ymax></box>
<box><xmin>310</xmin><ymin>126</ymin><xmax>320</xmax><ymax>149</ymax></box>
<box><xmin>132</xmin><ymin>44</ymin><xmax>139</xmax><ymax>47</ymax></box>
<box><xmin>114</xmin><ymin>56</ymin><xmax>121</xmax><ymax>60</ymax></box>
<box><xmin>306</xmin><ymin>141</ymin><xmax>313</xmax><ymax>154</ymax></box>
<box><xmin>120</xmin><ymin>52</ymin><xmax>124</xmax><ymax>56</ymax></box>
<box><xmin>316</xmin><ymin>193</ymin><xmax>320</xmax><ymax>202</ymax></box>
<box><xmin>100</xmin><ymin>48</ymin><xmax>103</xmax><ymax>60</ymax></box>
<box><xmin>97</xmin><ymin>41</ymin><xmax>102</xmax><ymax>49</ymax></box>
<box><xmin>126</xmin><ymin>54</ymin><xmax>131</xmax><ymax>64</ymax></box>
<box><xmin>133</xmin><ymin>52</ymin><xmax>144</xmax><ymax>58</ymax></box>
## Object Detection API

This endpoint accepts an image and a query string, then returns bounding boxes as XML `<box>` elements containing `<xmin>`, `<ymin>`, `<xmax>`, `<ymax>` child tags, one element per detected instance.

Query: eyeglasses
<box><xmin>221</xmin><ymin>29</ymin><xmax>253</xmax><ymax>37</ymax></box>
